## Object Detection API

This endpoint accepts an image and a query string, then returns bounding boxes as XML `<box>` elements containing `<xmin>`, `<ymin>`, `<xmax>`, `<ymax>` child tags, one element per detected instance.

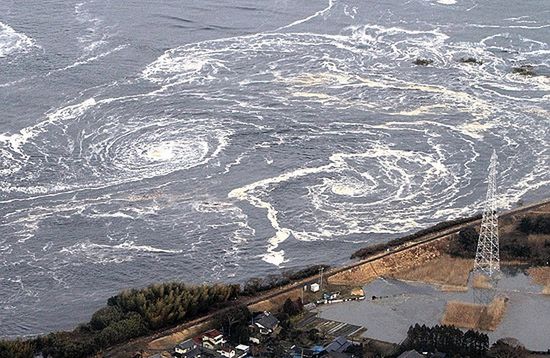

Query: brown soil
<box><xmin>528</xmin><ymin>267</ymin><xmax>550</xmax><ymax>295</ymax></box>
<box><xmin>248</xmin><ymin>287</ymin><xmax>303</xmax><ymax>312</ymax></box>
<box><xmin>472</xmin><ymin>273</ymin><xmax>493</xmax><ymax>289</ymax></box>
<box><xmin>441</xmin><ymin>296</ymin><xmax>508</xmax><ymax>331</ymax></box>
<box><xmin>147</xmin><ymin>321</ymin><xmax>211</xmax><ymax>351</ymax></box>
<box><xmin>391</xmin><ymin>254</ymin><xmax>472</xmax><ymax>289</ymax></box>
<box><xmin>328</xmin><ymin>237</ymin><xmax>449</xmax><ymax>285</ymax></box>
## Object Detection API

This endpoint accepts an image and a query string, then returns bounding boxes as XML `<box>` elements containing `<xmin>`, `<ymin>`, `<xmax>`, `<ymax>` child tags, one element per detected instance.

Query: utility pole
<box><xmin>319</xmin><ymin>267</ymin><xmax>324</xmax><ymax>293</ymax></box>
<box><xmin>474</xmin><ymin>150</ymin><xmax>500</xmax><ymax>278</ymax></box>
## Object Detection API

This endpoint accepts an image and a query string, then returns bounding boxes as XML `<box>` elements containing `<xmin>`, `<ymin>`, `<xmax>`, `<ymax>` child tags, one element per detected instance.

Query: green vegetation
<box><xmin>448</xmin><ymin>226</ymin><xmax>478</xmax><ymax>258</ymax></box>
<box><xmin>402</xmin><ymin>324</ymin><xmax>489</xmax><ymax>357</ymax></box>
<box><xmin>0</xmin><ymin>282</ymin><xmax>240</xmax><ymax>358</ymax></box>
<box><xmin>447</xmin><ymin>215</ymin><xmax>550</xmax><ymax>266</ymax></box>
<box><xmin>351</xmin><ymin>215</ymin><xmax>482</xmax><ymax>259</ymax></box>
<box><xmin>519</xmin><ymin>215</ymin><xmax>550</xmax><ymax>235</ymax></box>
<box><xmin>242</xmin><ymin>265</ymin><xmax>330</xmax><ymax>295</ymax></box>
<box><xmin>213</xmin><ymin>304</ymin><xmax>252</xmax><ymax>345</ymax></box>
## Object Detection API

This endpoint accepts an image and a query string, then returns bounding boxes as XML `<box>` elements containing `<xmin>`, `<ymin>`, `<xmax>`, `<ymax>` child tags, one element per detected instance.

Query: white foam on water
<box><xmin>60</xmin><ymin>240</ymin><xmax>183</xmax><ymax>264</ymax></box>
<box><xmin>229</xmin><ymin>143</ymin><xmax>459</xmax><ymax>266</ymax></box>
<box><xmin>0</xmin><ymin>21</ymin><xmax>37</xmax><ymax>58</ymax></box>
<box><xmin>436</xmin><ymin>0</ymin><xmax>457</xmax><ymax>4</ymax></box>
<box><xmin>275</xmin><ymin>0</ymin><xmax>335</xmax><ymax>31</ymax></box>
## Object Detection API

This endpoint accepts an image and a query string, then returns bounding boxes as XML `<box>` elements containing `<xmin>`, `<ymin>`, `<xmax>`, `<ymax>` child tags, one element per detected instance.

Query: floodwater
<box><xmin>1</xmin><ymin>0</ymin><xmax>549</xmax><ymax>336</ymax></box>
<box><xmin>317</xmin><ymin>269</ymin><xmax>550</xmax><ymax>350</ymax></box>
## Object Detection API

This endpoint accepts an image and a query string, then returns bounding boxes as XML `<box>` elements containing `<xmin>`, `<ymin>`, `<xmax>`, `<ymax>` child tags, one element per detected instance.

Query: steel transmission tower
<box><xmin>474</xmin><ymin>150</ymin><xmax>500</xmax><ymax>278</ymax></box>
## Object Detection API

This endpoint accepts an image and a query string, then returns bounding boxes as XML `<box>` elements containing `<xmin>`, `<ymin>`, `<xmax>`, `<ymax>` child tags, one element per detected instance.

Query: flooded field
<box><xmin>317</xmin><ymin>268</ymin><xmax>550</xmax><ymax>351</ymax></box>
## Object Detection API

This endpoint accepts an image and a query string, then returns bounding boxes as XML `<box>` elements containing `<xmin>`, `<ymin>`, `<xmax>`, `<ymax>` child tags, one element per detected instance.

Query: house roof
<box><xmin>176</xmin><ymin>338</ymin><xmax>196</xmax><ymax>350</ymax></box>
<box><xmin>397</xmin><ymin>350</ymin><xmax>424</xmax><ymax>358</ymax></box>
<box><xmin>184</xmin><ymin>347</ymin><xmax>203</xmax><ymax>358</ymax></box>
<box><xmin>235</xmin><ymin>344</ymin><xmax>249</xmax><ymax>351</ymax></box>
<box><xmin>254</xmin><ymin>312</ymin><xmax>279</xmax><ymax>330</ymax></box>
<box><xmin>324</xmin><ymin>336</ymin><xmax>352</xmax><ymax>353</ymax></box>
<box><xmin>203</xmin><ymin>329</ymin><xmax>224</xmax><ymax>339</ymax></box>
<box><xmin>326</xmin><ymin>353</ymin><xmax>353</xmax><ymax>358</ymax></box>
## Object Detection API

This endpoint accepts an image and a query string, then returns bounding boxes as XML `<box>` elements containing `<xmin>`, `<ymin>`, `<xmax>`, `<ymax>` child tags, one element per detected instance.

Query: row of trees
<box><xmin>519</xmin><ymin>215</ymin><xmax>550</xmax><ymax>235</ymax></box>
<box><xmin>0</xmin><ymin>282</ymin><xmax>241</xmax><ymax>358</ymax></box>
<box><xmin>448</xmin><ymin>216</ymin><xmax>550</xmax><ymax>266</ymax></box>
<box><xmin>351</xmin><ymin>214</ymin><xmax>482</xmax><ymax>259</ymax></box>
<box><xmin>242</xmin><ymin>265</ymin><xmax>330</xmax><ymax>296</ymax></box>
<box><xmin>402</xmin><ymin>324</ymin><xmax>489</xmax><ymax>357</ymax></box>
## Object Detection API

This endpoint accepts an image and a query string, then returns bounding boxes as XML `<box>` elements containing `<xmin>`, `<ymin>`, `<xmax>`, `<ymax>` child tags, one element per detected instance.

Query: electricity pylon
<box><xmin>474</xmin><ymin>150</ymin><xmax>500</xmax><ymax>278</ymax></box>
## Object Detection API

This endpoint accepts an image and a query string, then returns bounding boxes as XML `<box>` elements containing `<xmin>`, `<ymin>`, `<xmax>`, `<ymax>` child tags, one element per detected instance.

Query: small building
<box><xmin>217</xmin><ymin>346</ymin><xmax>236</xmax><ymax>358</ymax></box>
<box><xmin>310</xmin><ymin>283</ymin><xmax>320</xmax><ymax>292</ymax></box>
<box><xmin>397</xmin><ymin>350</ymin><xmax>424</xmax><ymax>358</ymax></box>
<box><xmin>324</xmin><ymin>336</ymin><xmax>352</xmax><ymax>353</ymax></box>
<box><xmin>174</xmin><ymin>339</ymin><xmax>199</xmax><ymax>357</ymax></box>
<box><xmin>235</xmin><ymin>344</ymin><xmax>250</xmax><ymax>358</ymax></box>
<box><xmin>252</xmin><ymin>311</ymin><xmax>279</xmax><ymax>335</ymax></box>
<box><xmin>201</xmin><ymin>329</ymin><xmax>226</xmax><ymax>350</ymax></box>
<box><xmin>323</xmin><ymin>292</ymin><xmax>340</xmax><ymax>301</ymax></box>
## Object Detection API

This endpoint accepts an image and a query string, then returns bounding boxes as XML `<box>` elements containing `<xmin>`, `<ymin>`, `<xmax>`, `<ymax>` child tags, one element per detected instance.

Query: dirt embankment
<box><xmin>248</xmin><ymin>288</ymin><xmax>303</xmax><ymax>312</ymax></box>
<box><xmin>328</xmin><ymin>236</ymin><xmax>450</xmax><ymax>286</ymax></box>
<box><xmin>392</xmin><ymin>254</ymin><xmax>473</xmax><ymax>290</ymax></box>
<box><xmin>528</xmin><ymin>267</ymin><xmax>550</xmax><ymax>295</ymax></box>
<box><xmin>441</xmin><ymin>296</ymin><xmax>508</xmax><ymax>331</ymax></box>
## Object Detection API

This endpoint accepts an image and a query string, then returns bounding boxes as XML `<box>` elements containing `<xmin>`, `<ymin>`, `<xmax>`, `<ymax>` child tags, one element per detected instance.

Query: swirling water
<box><xmin>0</xmin><ymin>0</ymin><xmax>548</xmax><ymax>336</ymax></box>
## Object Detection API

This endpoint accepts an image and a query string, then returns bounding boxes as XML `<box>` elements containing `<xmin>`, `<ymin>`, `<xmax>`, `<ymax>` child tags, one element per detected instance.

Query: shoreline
<box><xmin>2</xmin><ymin>198</ymin><xmax>549</xmax><ymax>357</ymax></box>
<box><xmin>106</xmin><ymin>198</ymin><xmax>550</xmax><ymax>356</ymax></box>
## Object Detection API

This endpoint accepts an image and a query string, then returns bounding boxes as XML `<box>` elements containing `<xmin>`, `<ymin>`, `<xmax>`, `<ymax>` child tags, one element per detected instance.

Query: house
<box><xmin>201</xmin><ymin>329</ymin><xmax>226</xmax><ymax>350</ymax></box>
<box><xmin>310</xmin><ymin>283</ymin><xmax>320</xmax><ymax>292</ymax></box>
<box><xmin>217</xmin><ymin>347</ymin><xmax>236</xmax><ymax>358</ymax></box>
<box><xmin>324</xmin><ymin>337</ymin><xmax>352</xmax><ymax>353</ymax></box>
<box><xmin>252</xmin><ymin>311</ymin><xmax>279</xmax><ymax>335</ymax></box>
<box><xmin>174</xmin><ymin>339</ymin><xmax>201</xmax><ymax>358</ymax></box>
<box><xmin>397</xmin><ymin>350</ymin><xmax>424</xmax><ymax>358</ymax></box>
<box><xmin>235</xmin><ymin>344</ymin><xmax>250</xmax><ymax>358</ymax></box>
<box><xmin>323</xmin><ymin>292</ymin><xmax>340</xmax><ymax>301</ymax></box>
<box><xmin>289</xmin><ymin>346</ymin><xmax>323</xmax><ymax>358</ymax></box>
<box><xmin>324</xmin><ymin>353</ymin><xmax>354</xmax><ymax>358</ymax></box>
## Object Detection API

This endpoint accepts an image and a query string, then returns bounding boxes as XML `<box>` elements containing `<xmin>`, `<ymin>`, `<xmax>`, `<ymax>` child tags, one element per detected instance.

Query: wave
<box><xmin>60</xmin><ymin>240</ymin><xmax>183</xmax><ymax>264</ymax></box>
<box><xmin>0</xmin><ymin>21</ymin><xmax>37</xmax><ymax>58</ymax></box>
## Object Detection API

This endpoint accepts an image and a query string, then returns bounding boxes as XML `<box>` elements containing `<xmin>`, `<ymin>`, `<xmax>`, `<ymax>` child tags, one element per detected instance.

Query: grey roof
<box><xmin>176</xmin><ymin>338</ymin><xmax>196</xmax><ymax>350</ymax></box>
<box><xmin>185</xmin><ymin>347</ymin><xmax>203</xmax><ymax>358</ymax></box>
<box><xmin>397</xmin><ymin>350</ymin><xmax>424</xmax><ymax>358</ymax></box>
<box><xmin>326</xmin><ymin>353</ymin><xmax>353</xmax><ymax>358</ymax></box>
<box><xmin>324</xmin><ymin>336</ymin><xmax>352</xmax><ymax>353</ymax></box>
<box><xmin>254</xmin><ymin>312</ymin><xmax>279</xmax><ymax>330</ymax></box>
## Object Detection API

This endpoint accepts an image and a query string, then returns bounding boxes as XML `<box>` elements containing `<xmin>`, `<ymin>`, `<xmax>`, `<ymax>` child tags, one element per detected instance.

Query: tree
<box><xmin>282</xmin><ymin>298</ymin><xmax>303</xmax><ymax>317</ymax></box>
<box><xmin>214</xmin><ymin>305</ymin><xmax>251</xmax><ymax>345</ymax></box>
<box><xmin>90</xmin><ymin>306</ymin><xmax>123</xmax><ymax>331</ymax></box>
<box><xmin>488</xmin><ymin>340</ymin><xmax>527</xmax><ymax>358</ymax></box>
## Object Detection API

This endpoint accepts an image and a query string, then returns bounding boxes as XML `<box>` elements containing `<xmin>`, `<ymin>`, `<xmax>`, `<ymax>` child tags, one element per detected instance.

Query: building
<box><xmin>252</xmin><ymin>311</ymin><xmax>279</xmax><ymax>335</ymax></box>
<box><xmin>324</xmin><ymin>337</ymin><xmax>352</xmax><ymax>354</ymax></box>
<box><xmin>217</xmin><ymin>346</ymin><xmax>236</xmax><ymax>358</ymax></box>
<box><xmin>310</xmin><ymin>283</ymin><xmax>320</xmax><ymax>292</ymax></box>
<box><xmin>323</xmin><ymin>292</ymin><xmax>340</xmax><ymax>301</ymax></box>
<box><xmin>174</xmin><ymin>339</ymin><xmax>201</xmax><ymax>358</ymax></box>
<box><xmin>235</xmin><ymin>344</ymin><xmax>250</xmax><ymax>358</ymax></box>
<box><xmin>201</xmin><ymin>329</ymin><xmax>226</xmax><ymax>350</ymax></box>
<box><xmin>397</xmin><ymin>350</ymin><xmax>424</xmax><ymax>358</ymax></box>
